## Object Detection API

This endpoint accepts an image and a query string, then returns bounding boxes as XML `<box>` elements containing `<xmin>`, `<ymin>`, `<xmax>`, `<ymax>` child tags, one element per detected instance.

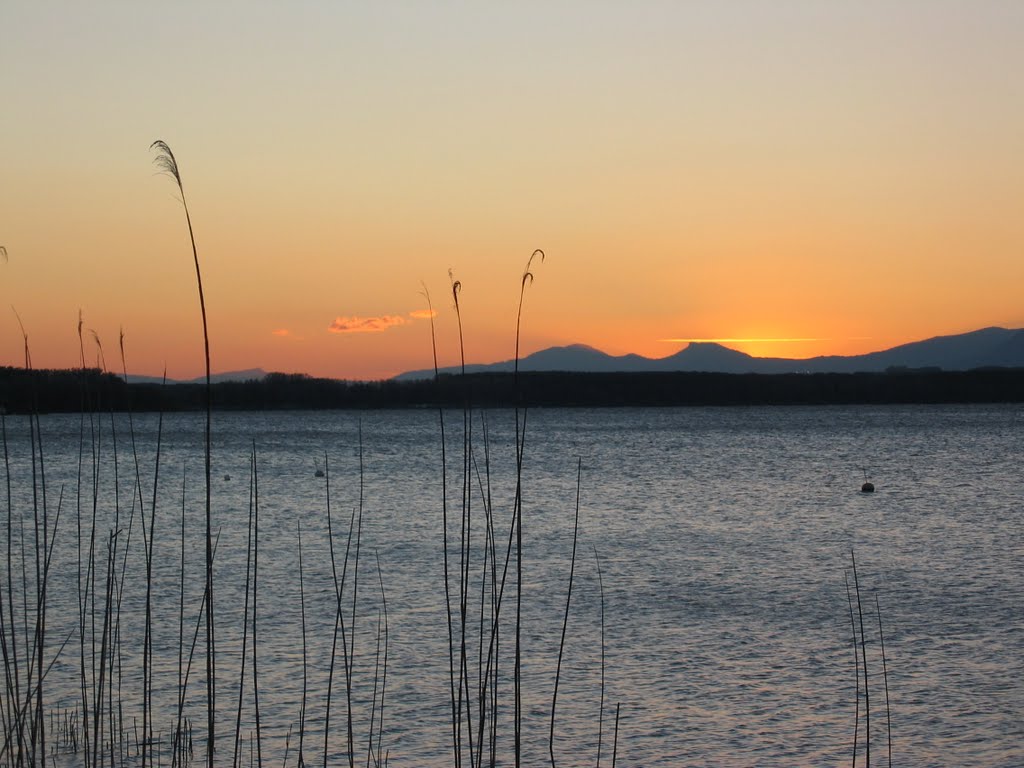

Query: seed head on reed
<box><xmin>12</xmin><ymin>308</ymin><xmax>30</xmax><ymax>368</ymax></box>
<box><xmin>514</xmin><ymin>249</ymin><xmax>544</xmax><ymax>375</ymax></box>
<box><xmin>520</xmin><ymin>248</ymin><xmax>544</xmax><ymax>290</ymax></box>
<box><xmin>419</xmin><ymin>282</ymin><xmax>440</xmax><ymax>378</ymax></box>
<box><xmin>89</xmin><ymin>330</ymin><xmax>106</xmax><ymax>373</ymax></box>
<box><xmin>448</xmin><ymin>271</ymin><xmax>462</xmax><ymax>318</ymax></box>
<box><xmin>150</xmin><ymin>141</ymin><xmax>183</xmax><ymax>189</ymax></box>
<box><xmin>449</xmin><ymin>272</ymin><xmax>465</xmax><ymax>375</ymax></box>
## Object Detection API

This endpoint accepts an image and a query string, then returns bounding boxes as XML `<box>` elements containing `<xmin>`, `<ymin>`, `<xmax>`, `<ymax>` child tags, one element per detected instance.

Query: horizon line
<box><xmin>658</xmin><ymin>337</ymin><xmax>861</xmax><ymax>344</ymax></box>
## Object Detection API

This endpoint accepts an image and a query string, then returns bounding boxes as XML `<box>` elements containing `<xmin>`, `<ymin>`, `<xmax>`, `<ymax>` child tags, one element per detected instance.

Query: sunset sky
<box><xmin>3</xmin><ymin>2</ymin><xmax>1023</xmax><ymax>380</ymax></box>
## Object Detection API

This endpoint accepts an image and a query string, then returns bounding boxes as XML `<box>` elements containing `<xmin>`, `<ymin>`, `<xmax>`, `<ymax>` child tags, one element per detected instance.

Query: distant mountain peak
<box><xmin>556</xmin><ymin>343</ymin><xmax>601</xmax><ymax>352</ymax></box>
<box><xmin>675</xmin><ymin>341</ymin><xmax>750</xmax><ymax>355</ymax></box>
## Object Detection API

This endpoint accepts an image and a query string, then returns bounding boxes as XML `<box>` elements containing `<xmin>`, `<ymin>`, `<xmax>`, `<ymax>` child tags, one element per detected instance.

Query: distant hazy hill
<box><xmin>395</xmin><ymin>327</ymin><xmax>1024</xmax><ymax>379</ymax></box>
<box><xmin>126</xmin><ymin>368</ymin><xmax>268</xmax><ymax>385</ymax></box>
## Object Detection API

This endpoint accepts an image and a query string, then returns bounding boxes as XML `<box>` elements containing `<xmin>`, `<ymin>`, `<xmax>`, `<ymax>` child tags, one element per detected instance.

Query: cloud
<box><xmin>328</xmin><ymin>315</ymin><xmax>406</xmax><ymax>334</ymax></box>
<box><xmin>272</xmin><ymin>329</ymin><xmax>291</xmax><ymax>337</ymax></box>
<box><xmin>409</xmin><ymin>309</ymin><xmax>438</xmax><ymax>320</ymax></box>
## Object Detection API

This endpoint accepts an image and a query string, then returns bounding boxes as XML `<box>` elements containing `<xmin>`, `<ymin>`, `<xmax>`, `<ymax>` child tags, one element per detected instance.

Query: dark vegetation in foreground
<box><xmin>3</xmin><ymin>366</ymin><xmax>1024</xmax><ymax>414</ymax></box>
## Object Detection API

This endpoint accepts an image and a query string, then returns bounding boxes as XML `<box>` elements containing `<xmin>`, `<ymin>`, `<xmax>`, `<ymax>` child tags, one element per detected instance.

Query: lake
<box><xmin>2</xmin><ymin>404</ymin><xmax>1022</xmax><ymax>766</ymax></box>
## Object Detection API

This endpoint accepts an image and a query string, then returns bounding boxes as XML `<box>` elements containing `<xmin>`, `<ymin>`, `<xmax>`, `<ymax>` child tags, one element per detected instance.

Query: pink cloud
<box><xmin>409</xmin><ymin>309</ymin><xmax>438</xmax><ymax>319</ymax></box>
<box><xmin>328</xmin><ymin>315</ymin><xmax>406</xmax><ymax>334</ymax></box>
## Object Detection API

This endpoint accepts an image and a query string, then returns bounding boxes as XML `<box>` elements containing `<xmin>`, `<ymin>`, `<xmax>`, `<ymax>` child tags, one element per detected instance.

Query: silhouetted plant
<box><xmin>549</xmin><ymin>458</ymin><xmax>582</xmax><ymax>768</ymax></box>
<box><xmin>876</xmin><ymin>593</ymin><xmax>891</xmax><ymax>768</ymax></box>
<box><xmin>508</xmin><ymin>251</ymin><xmax>541</xmax><ymax>767</ymax></box>
<box><xmin>846</xmin><ymin>552</ymin><xmax>893</xmax><ymax>768</ymax></box>
<box><xmin>297</xmin><ymin>521</ymin><xmax>308</xmax><ymax>768</ymax></box>
<box><xmin>232</xmin><ymin>445</ymin><xmax>257</xmax><ymax>768</ymax></box>
<box><xmin>152</xmin><ymin>138</ymin><xmax>216</xmax><ymax>766</ymax></box>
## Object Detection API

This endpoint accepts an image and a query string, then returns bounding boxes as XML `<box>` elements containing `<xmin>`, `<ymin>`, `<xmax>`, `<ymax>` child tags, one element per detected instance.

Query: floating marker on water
<box><xmin>861</xmin><ymin>468</ymin><xmax>874</xmax><ymax>493</ymax></box>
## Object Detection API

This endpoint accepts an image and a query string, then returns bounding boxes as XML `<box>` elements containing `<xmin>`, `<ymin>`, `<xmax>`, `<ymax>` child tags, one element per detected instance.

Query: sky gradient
<box><xmin>3</xmin><ymin>2</ymin><xmax>1023</xmax><ymax>380</ymax></box>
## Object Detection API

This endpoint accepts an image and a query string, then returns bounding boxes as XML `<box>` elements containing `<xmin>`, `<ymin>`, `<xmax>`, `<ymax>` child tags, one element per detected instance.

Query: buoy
<box><xmin>224</xmin><ymin>474</ymin><xmax>231</xmax><ymax>481</ymax></box>
<box><xmin>860</xmin><ymin>468</ymin><xmax>874</xmax><ymax>493</ymax></box>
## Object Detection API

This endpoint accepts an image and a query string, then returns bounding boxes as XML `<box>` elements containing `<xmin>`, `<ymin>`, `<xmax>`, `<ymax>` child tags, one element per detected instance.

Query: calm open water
<box><xmin>3</xmin><ymin>404</ymin><xmax>1022</xmax><ymax>766</ymax></box>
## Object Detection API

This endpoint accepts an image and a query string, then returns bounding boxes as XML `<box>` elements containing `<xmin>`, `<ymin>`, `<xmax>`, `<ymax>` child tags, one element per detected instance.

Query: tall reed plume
<box><xmin>513</xmin><ymin>249</ymin><xmax>543</xmax><ymax>768</ymax></box>
<box><xmin>151</xmin><ymin>139</ymin><xmax>216</xmax><ymax>765</ymax></box>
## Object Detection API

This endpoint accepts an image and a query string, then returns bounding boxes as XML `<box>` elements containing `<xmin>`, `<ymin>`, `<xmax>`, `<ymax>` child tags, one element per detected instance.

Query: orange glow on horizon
<box><xmin>657</xmin><ymin>337</ymin><xmax>879</xmax><ymax>360</ymax></box>
<box><xmin>2</xmin><ymin>5</ymin><xmax>1023</xmax><ymax>381</ymax></box>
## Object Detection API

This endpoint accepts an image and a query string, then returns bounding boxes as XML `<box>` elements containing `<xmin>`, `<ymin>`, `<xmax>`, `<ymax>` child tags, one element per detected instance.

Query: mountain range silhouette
<box><xmin>395</xmin><ymin>326</ymin><xmax>1024</xmax><ymax>380</ymax></box>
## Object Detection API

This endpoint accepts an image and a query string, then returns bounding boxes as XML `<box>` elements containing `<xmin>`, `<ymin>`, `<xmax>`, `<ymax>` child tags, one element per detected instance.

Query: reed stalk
<box><xmin>152</xmin><ymin>138</ymin><xmax>216</xmax><ymax>765</ymax></box>
<box><xmin>297</xmin><ymin>521</ymin><xmax>308</xmax><ymax>768</ymax></box>
<box><xmin>324</xmin><ymin>455</ymin><xmax>338</xmax><ymax>767</ymax></box>
<box><xmin>845</xmin><ymin>571</ymin><xmax>859</xmax><ymax>768</ymax></box>
<box><xmin>469</xmin><ymin>416</ymin><xmax>498</xmax><ymax>768</ymax></box>
<box><xmin>86</xmin><ymin>417</ymin><xmax>99</xmax><ymax>762</ymax></box>
<box><xmin>143</xmin><ymin>378</ymin><xmax>165</xmax><ymax>768</ymax></box>
<box><xmin>107</xmin><ymin>332</ymin><xmax>145</xmax><ymax>767</ymax></box>
<box><xmin>512</xmin><ymin>249</ymin><xmax>543</xmax><ymax>768</ymax></box>
<box><xmin>173</xmin><ymin>530</ymin><xmax>222</xmax><ymax>766</ymax></box>
<box><xmin>443</xmin><ymin>274</ymin><xmax>463</xmax><ymax>768</ymax></box>
<box><xmin>480</xmin><ymin>416</ymin><xmax>498</xmax><ymax>768</ymax></box>
<box><xmin>37</xmin><ymin>487</ymin><xmax>65</xmax><ymax>763</ymax></box>
<box><xmin>253</xmin><ymin>443</ymin><xmax>263</xmax><ymax>768</ymax></box>
<box><xmin>875</xmin><ymin>593</ymin><xmax>891</xmax><ymax>767</ymax></box>
<box><xmin>0</xmin><ymin>413</ymin><xmax>14</xmax><ymax>756</ymax></box>
<box><xmin>172</xmin><ymin>463</ymin><xmax>187</xmax><ymax>768</ymax></box>
<box><xmin>234</xmin><ymin>446</ymin><xmax>257</xmax><ymax>768</ymax></box>
<box><xmin>323</xmin><ymin>454</ymin><xmax>356</xmax><ymax>768</ymax></box>
<box><xmin>104</xmin><ymin>362</ymin><xmax>136</xmax><ymax>768</ymax></box>
<box><xmin>449</xmin><ymin>271</ymin><xmax>476</xmax><ymax>767</ymax></box>
<box><xmin>366</xmin><ymin>609</ymin><xmax>382</xmax><ymax>768</ymax></box>
<box><xmin>2</xmin><ymin>412</ymin><xmax>24</xmax><ymax>763</ymax></box>
<box><xmin>346</xmin><ymin>428</ymin><xmax>365</xmax><ymax>768</ymax></box>
<box><xmin>92</xmin><ymin>530</ymin><xmax>117</xmax><ymax>768</ymax></box>
<box><xmin>74</xmin><ymin>316</ymin><xmax>89</xmax><ymax>768</ymax></box>
<box><xmin>421</xmin><ymin>283</ymin><xmax>459</xmax><ymax>756</ymax></box>
<box><xmin>594</xmin><ymin>547</ymin><xmax>606</xmax><ymax>768</ymax></box>
<box><xmin>851</xmin><ymin>551</ymin><xmax>870</xmax><ymax>768</ymax></box>
<box><xmin>26</xmin><ymin>357</ymin><xmax>46</xmax><ymax>764</ymax></box>
<box><xmin>549</xmin><ymin>458</ymin><xmax>582</xmax><ymax>768</ymax></box>
<box><xmin>119</xmin><ymin>333</ymin><xmax>165</xmax><ymax>768</ymax></box>
<box><xmin>366</xmin><ymin>552</ymin><xmax>388</xmax><ymax>768</ymax></box>
<box><xmin>78</xmin><ymin>317</ymin><xmax>103</xmax><ymax>768</ymax></box>
<box><xmin>611</xmin><ymin>703</ymin><xmax>620</xmax><ymax>768</ymax></box>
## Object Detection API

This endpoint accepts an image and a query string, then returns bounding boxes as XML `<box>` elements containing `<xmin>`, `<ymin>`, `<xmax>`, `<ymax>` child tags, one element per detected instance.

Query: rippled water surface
<box><xmin>4</xmin><ymin>405</ymin><xmax>1023</xmax><ymax>766</ymax></box>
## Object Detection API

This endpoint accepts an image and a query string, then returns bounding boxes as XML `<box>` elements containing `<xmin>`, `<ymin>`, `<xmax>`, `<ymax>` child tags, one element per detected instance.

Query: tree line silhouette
<box><xmin>3</xmin><ymin>366</ymin><xmax>1024</xmax><ymax>414</ymax></box>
